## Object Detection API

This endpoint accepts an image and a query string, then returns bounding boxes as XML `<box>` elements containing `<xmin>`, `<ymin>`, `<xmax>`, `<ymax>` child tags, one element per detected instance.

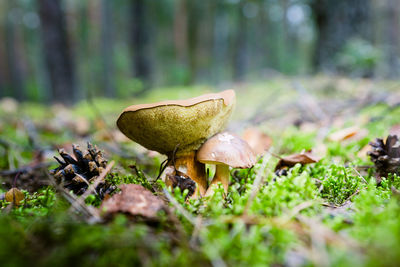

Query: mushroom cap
<box><xmin>116</xmin><ymin>90</ymin><xmax>236</xmax><ymax>156</ymax></box>
<box><xmin>196</xmin><ymin>132</ymin><xmax>256</xmax><ymax>168</ymax></box>
<box><xmin>242</xmin><ymin>127</ymin><xmax>272</xmax><ymax>156</ymax></box>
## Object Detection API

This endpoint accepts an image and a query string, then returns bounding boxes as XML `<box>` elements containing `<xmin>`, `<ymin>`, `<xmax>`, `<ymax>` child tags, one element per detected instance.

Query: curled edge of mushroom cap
<box><xmin>116</xmin><ymin>90</ymin><xmax>236</xmax><ymax>156</ymax></box>
<box><xmin>196</xmin><ymin>132</ymin><xmax>256</xmax><ymax>168</ymax></box>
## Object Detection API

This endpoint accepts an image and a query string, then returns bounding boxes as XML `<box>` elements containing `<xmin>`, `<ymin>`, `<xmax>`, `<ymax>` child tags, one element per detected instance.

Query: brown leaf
<box><xmin>357</xmin><ymin>143</ymin><xmax>372</xmax><ymax>159</ymax></box>
<box><xmin>275</xmin><ymin>151</ymin><xmax>320</xmax><ymax>171</ymax></box>
<box><xmin>74</xmin><ymin>116</ymin><xmax>90</xmax><ymax>136</ymax></box>
<box><xmin>242</xmin><ymin>127</ymin><xmax>272</xmax><ymax>156</ymax></box>
<box><xmin>328</xmin><ymin>126</ymin><xmax>367</xmax><ymax>142</ymax></box>
<box><xmin>100</xmin><ymin>184</ymin><xmax>166</xmax><ymax>221</ymax></box>
<box><xmin>5</xmin><ymin>188</ymin><xmax>24</xmax><ymax>206</ymax></box>
<box><xmin>389</xmin><ymin>125</ymin><xmax>400</xmax><ymax>137</ymax></box>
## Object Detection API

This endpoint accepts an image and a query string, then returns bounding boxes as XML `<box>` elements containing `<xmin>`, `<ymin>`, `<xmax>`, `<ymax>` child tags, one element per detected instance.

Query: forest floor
<box><xmin>1</xmin><ymin>76</ymin><xmax>400</xmax><ymax>266</ymax></box>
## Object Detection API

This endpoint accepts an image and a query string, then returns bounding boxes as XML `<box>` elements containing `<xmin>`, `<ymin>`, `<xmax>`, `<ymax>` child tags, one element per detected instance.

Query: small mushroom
<box><xmin>242</xmin><ymin>127</ymin><xmax>272</xmax><ymax>156</ymax></box>
<box><xmin>117</xmin><ymin>90</ymin><xmax>236</xmax><ymax>197</ymax></box>
<box><xmin>197</xmin><ymin>132</ymin><xmax>256</xmax><ymax>196</ymax></box>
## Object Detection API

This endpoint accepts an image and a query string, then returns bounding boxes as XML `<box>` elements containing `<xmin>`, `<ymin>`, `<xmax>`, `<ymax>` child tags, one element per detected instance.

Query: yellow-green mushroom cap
<box><xmin>116</xmin><ymin>90</ymin><xmax>236</xmax><ymax>157</ymax></box>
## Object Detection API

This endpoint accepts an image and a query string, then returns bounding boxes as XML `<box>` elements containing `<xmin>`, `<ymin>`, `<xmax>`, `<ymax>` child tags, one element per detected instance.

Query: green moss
<box><xmin>279</xmin><ymin>126</ymin><xmax>317</xmax><ymax>153</ymax></box>
<box><xmin>2</xmin><ymin>80</ymin><xmax>400</xmax><ymax>266</ymax></box>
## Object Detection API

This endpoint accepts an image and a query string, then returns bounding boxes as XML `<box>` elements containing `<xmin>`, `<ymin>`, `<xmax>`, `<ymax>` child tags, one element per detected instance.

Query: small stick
<box><xmin>286</xmin><ymin>200</ymin><xmax>318</xmax><ymax>219</ymax></box>
<box><xmin>162</xmin><ymin>187</ymin><xmax>197</xmax><ymax>225</ymax></box>
<box><xmin>351</xmin><ymin>167</ymin><xmax>368</xmax><ymax>184</ymax></box>
<box><xmin>189</xmin><ymin>216</ymin><xmax>203</xmax><ymax>246</ymax></box>
<box><xmin>46</xmin><ymin>171</ymin><xmax>101</xmax><ymax>223</ymax></box>
<box><xmin>266</xmin><ymin>150</ymin><xmax>283</xmax><ymax>160</ymax></box>
<box><xmin>0</xmin><ymin>162</ymin><xmax>51</xmax><ymax>176</ymax></box>
<box><xmin>162</xmin><ymin>187</ymin><xmax>226</xmax><ymax>267</ymax></box>
<box><xmin>69</xmin><ymin>160</ymin><xmax>114</xmax><ymax>213</ymax></box>
<box><xmin>243</xmin><ymin>153</ymin><xmax>271</xmax><ymax>215</ymax></box>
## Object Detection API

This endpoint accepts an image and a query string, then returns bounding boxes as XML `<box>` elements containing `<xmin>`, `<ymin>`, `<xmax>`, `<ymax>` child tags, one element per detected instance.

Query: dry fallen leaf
<box><xmin>5</xmin><ymin>188</ymin><xmax>25</xmax><ymax>206</ymax></box>
<box><xmin>0</xmin><ymin>97</ymin><xmax>18</xmax><ymax>113</ymax></box>
<box><xmin>74</xmin><ymin>116</ymin><xmax>90</xmax><ymax>136</ymax></box>
<box><xmin>328</xmin><ymin>126</ymin><xmax>367</xmax><ymax>142</ymax></box>
<box><xmin>242</xmin><ymin>127</ymin><xmax>272</xmax><ymax>156</ymax></box>
<box><xmin>357</xmin><ymin>143</ymin><xmax>372</xmax><ymax>159</ymax></box>
<box><xmin>275</xmin><ymin>151</ymin><xmax>320</xmax><ymax>171</ymax></box>
<box><xmin>389</xmin><ymin>125</ymin><xmax>400</xmax><ymax>137</ymax></box>
<box><xmin>101</xmin><ymin>184</ymin><xmax>166</xmax><ymax>221</ymax></box>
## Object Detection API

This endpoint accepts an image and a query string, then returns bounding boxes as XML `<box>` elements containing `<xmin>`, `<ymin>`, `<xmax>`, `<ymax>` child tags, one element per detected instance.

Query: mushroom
<box><xmin>116</xmin><ymin>90</ymin><xmax>236</xmax><ymax>197</ymax></box>
<box><xmin>242</xmin><ymin>127</ymin><xmax>272</xmax><ymax>156</ymax></box>
<box><xmin>196</xmin><ymin>132</ymin><xmax>256</xmax><ymax>196</ymax></box>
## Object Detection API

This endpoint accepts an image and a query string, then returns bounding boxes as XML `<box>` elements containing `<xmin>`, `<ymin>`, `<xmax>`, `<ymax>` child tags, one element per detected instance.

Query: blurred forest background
<box><xmin>0</xmin><ymin>0</ymin><xmax>399</xmax><ymax>104</ymax></box>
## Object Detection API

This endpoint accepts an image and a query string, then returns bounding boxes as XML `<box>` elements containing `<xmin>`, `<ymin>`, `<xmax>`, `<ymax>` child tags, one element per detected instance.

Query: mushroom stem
<box><xmin>205</xmin><ymin>164</ymin><xmax>230</xmax><ymax>196</ymax></box>
<box><xmin>168</xmin><ymin>151</ymin><xmax>207</xmax><ymax>197</ymax></box>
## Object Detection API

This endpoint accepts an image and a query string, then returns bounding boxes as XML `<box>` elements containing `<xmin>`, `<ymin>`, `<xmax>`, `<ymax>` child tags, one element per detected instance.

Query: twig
<box><xmin>296</xmin><ymin>214</ymin><xmax>359</xmax><ymax>249</ymax></box>
<box><xmin>68</xmin><ymin>160</ymin><xmax>114</xmax><ymax>214</ymax></box>
<box><xmin>46</xmin><ymin>170</ymin><xmax>101</xmax><ymax>223</ymax></box>
<box><xmin>0</xmin><ymin>162</ymin><xmax>51</xmax><ymax>176</ymax></box>
<box><xmin>345</xmin><ymin>189</ymin><xmax>360</xmax><ymax>202</ymax></box>
<box><xmin>298</xmin><ymin>214</ymin><xmax>330</xmax><ymax>267</ymax></box>
<box><xmin>162</xmin><ymin>187</ymin><xmax>226</xmax><ymax>267</ymax></box>
<box><xmin>267</xmin><ymin>150</ymin><xmax>283</xmax><ymax>160</ymax></box>
<box><xmin>351</xmin><ymin>167</ymin><xmax>368</xmax><ymax>184</ymax></box>
<box><xmin>286</xmin><ymin>200</ymin><xmax>318</xmax><ymax>219</ymax></box>
<box><xmin>189</xmin><ymin>216</ymin><xmax>203</xmax><ymax>246</ymax></box>
<box><xmin>162</xmin><ymin>187</ymin><xmax>197</xmax><ymax>225</ymax></box>
<box><xmin>243</xmin><ymin>153</ymin><xmax>271</xmax><ymax>215</ymax></box>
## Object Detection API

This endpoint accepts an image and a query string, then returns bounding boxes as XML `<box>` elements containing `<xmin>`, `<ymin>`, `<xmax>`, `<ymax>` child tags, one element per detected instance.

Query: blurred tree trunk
<box><xmin>0</xmin><ymin>46</ymin><xmax>4</xmax><ymax>97</ymax></box>
<box><xmin>385</xmin><ymin>0</ymin><xmax>400</xmax><ymax>77</ymax></box>
<box><xmin>233</xmin><ymin>1</ymin><xmax>247</xmax><ymax>81</ymax></box>
<box><xmin>212</xmin><ymin>2</ymin><xmax>228</xmax><ymax>82</ymax></box>
<box><xmin>312</xmin><ymin>0</ymin><xmax>371</xmax><ymax>71</ymax></box>
<box><xmin>38</xmin><ymin>0</ymin><xmax>77</xmax><ymax>104</ymax></box>
<box><xmin>256</xmin><ymin>3</ymin><xmax>271</xmax><ymax>70</ymax></box>
<box><xmin>0</xmin><ymin>15</ymin><xmax>6</xmax><ymax>98</ymax></box>
<box><xmin>101</xmin><ymin>0</ymin><xmax>115</xmax><ymax>97</ymax></box>
<box><xmin>5</xmin><ymin>0</ymin><xmax>25</xmax><ymax>100</ymax></box>
<box><xmin>196</xmin><ymin>0</ymin><xmax>216</xmax><ymax>81</ymax></box>
<box><xmin>280</xmin><ymin>0</ymin><xmax>289</xmax><ymax>72</ymax></box>
<box><xmin>187</xmin><ymin>1</ymin><xmax>200</xmax><ymax>84</ymax></box>
<box><xmin>131</xmin><ymin>0</ymin><xmax>151</xmax><ymax>90</ymax></box>
<box><xmin>174</xmin><ymin>0</ymin><xmax>188</xmax><ymax>66</ymax></box>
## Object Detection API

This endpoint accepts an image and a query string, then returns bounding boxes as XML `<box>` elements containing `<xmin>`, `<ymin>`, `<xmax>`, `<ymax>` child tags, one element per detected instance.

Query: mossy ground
<box><xmin>1</xmin><ymin>77</ymin><xmax>400</xmax><ymax>266</ymax></box>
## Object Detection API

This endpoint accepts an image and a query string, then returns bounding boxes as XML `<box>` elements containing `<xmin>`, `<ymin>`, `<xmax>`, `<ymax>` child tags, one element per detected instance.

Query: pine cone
<box><xmin>368</xmin><ymin>135</ymin><xmax>400</xmax><ymax>182</ymax></box>
<box><xmin>50</xmin><ymin>143</ymin><xmax>116</xmax><ymax>198</ymax></box>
